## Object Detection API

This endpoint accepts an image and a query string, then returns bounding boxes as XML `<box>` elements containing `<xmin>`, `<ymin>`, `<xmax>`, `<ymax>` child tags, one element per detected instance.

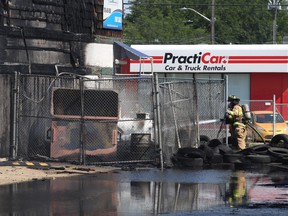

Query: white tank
<box><xmin>242</xmin><ymin>104</ymin><xmax>251</xmax><ymax>121</ymax></box>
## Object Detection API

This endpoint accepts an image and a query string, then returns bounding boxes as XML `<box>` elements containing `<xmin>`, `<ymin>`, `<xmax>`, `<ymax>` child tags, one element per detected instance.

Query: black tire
<box><xmin>208</xmin><ymin>139</ymin><xmax>222</xmax><ymax>148</ymax></box>
<box><xmin>223</xmin><ymin>153</ymin><xmax>242</xmax><ymax>163</ymax></box>
<box><xmin>198</xmin><ymin>144</ymin><xmax>214</xmax><ymax>160</ymax></box>
<box><xmin>244</xmin><ymin>155</ymin><xmax>271</xmax><ymax>163</ymax></box>
<box><xmin>200</xmin><ymin>135</ymin><xmax>210</xmax><ymax>145</ymax></box>
<box><xmin>267</xmin><ymin>147</ymin><xmax>288</xmax><ymax>159</ymax></box>
<box><xmin>239</xmin><ymin>144</ymin><xmax>270</xmax><ymax>155</ymax></box>
<box><xmin>215</xmin><ymin>144</ymin><xmax>234</xmax><ymax>155</ymax></box>
<box><xmin>176</xmin><ymin>147</ymin><xmax>206</xmax><ymax>159</ymax></box>
<box><xmin>281</xmin><ymin>156</ymin><xmax>288</xmax><ymax>165</ymax></box>
<box><xmin>176</xmin><ymin>156</ymin><xmax>204</xmax><ymax>167</ymax></box>
<box><xmin>208</xmin><ymin>153</ymin><xmax>223</xmax><ymax>164</ymax></box>
<box><xmin>251</xmin><ymin>144</ymin><xmax>270</xmax><ymax>155</ymax></box>
<box><xmin>269</xmin><ymin>134</ymin><xmax>288</xmax><ymax>148</ymax></box>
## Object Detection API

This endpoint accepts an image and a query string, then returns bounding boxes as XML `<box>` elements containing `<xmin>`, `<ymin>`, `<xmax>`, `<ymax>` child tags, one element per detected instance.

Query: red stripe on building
<box><xmin>151</xmin><ymin>56</ymin><xmax>163</xmax><ymax>59</ymax></box>
<box><xmin>229</xmin><ymin>56</ymin><xmax>288</xmax><ymax>59</ymax></box>
<box><xmin>228</xmin><ymin>60</ymin><xmax>288</xmax><ymax>64</ymax></box>
<box><xmin>131</xmin><ymin>59</ymin><xmax>163</xmax><ymax>64</ymax></box>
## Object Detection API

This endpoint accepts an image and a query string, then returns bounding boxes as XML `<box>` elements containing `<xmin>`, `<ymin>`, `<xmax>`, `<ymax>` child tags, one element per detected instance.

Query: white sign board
<box><xmin>131</xmin><ymin>44</ymin><xmax>288</xmax><ymax>73</ymax></box>
<box><xmin>103</xmin><ymin>0</ymin><xmax>123</xmax><ymax>30</ymax></box>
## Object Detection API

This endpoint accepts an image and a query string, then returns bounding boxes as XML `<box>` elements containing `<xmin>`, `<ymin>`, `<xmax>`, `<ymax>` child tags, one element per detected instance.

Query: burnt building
<box><xmin>0</xmin><ymin>0</ymin><xmax>122</xmax><ymax>75</ymax></box>
<box><xmin>0</xmin><ymin>0</ymin><xmax>123</xmax><ymax>157</ymax></box>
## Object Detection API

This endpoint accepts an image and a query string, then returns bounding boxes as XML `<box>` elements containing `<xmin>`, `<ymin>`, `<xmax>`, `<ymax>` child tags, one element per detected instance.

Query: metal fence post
<box><xmin>154</xmin><ymin>73</ymin><xmax>164</xmax><ymax>170</ymax></box>
<box><xmin>273</xmin><ymin>94</ymin><xmax>276</xmax><ymax>137</ymax></box>
<box><xmin>224</xmin><ymin>75</ymin><xmax>229</xmax><ymax>145</ymax></box>
<box><xmin>12</xmin><ymin>72</ymin><xmax>20</xmax><ymax>159</ymax></box>
<box><xmin>80</xmin><ymin>77</ymin><xmax>85</xmax><ymax>165</ymax></box>
<box><xmin>194</xmin><ymin>75</ymin><xmax>200</xmax><ymax>148</ymax></box>
<box><xmin>168</xmin><ymin>83</ymin><xmax>181</xmax><ymax>149</ymax></box>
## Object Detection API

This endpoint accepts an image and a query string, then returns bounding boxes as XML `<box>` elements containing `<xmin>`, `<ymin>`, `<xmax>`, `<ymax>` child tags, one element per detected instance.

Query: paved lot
<box><xmin>0</xmin><ymin>160</ymin><xmax>116</xmax><ymax>185</ymax></box>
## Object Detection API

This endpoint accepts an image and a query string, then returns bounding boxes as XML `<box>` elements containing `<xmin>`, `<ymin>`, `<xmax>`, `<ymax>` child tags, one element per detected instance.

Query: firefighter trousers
<box><xmin>230</xmin><ymin>124</ymin><xmax>247</xmax><ymax>150</ymax></box>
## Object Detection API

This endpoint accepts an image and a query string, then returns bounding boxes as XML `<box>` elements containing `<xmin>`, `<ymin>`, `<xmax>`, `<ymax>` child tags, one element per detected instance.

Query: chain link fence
<box><xmin>275</xmin><ymin>103</ymin><xmax>288</xmax><ymax>121</ymax></box>
<box><xmin>241</xmin><ymin>98</ymin><xmax>288</xmax><ymax>144</ymax></box>
<box><xmin>156</xmin><ymin>77</ymin><xmax>226</xmax><ymax>166</ymax></box>
<box><xmin>16</xmin><ymin>74</ymin><xmax>156</xmax><ymax>165</ymax></box>
<box><xmin>10</xmin><ymin>73</ymin><xmax>288</xmax><ymax>167</ymax></box>
<box><xmin>14</xmin><ymin>74</ymin><xmax>227</xmax><ymax>167</ymax></box>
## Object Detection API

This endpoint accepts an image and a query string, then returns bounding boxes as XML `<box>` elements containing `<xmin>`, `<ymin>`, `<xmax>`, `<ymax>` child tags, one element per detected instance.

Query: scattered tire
<box><xmin>176</xmin><ymin>147</ymin><xmax>206</xmax><ymax>159</ymax></box>
<box><xmin>267</xmin><ymin>147</ymin><xmax>288</xmax><ymax>159</ymax></box>
<box><xmin>198</xmin><ymin>144</ymin><xmax>214</xmax><ymax>160</ymax></box>
<box><xmin>244</xmin><ymin>155</ymin><xmax>271</xmax><ymax>163</ymax></box>
<box><xmin>200</xmin><ymin>135</ymin><xmax>210</xmax><ymax>145</ymax></box>
<box><xmin>223</xmin><ymin>153</ymin><xmax>242</xmax><ymax>163</ymax></box>
<box><xmin>269</xmin><ymin>134</ymin><xmax>288</xmax><ymax>148</ymax></box>
<box><xmin>176</xmin><ymin>156</ymin><xmax>204</xmax><ymax>167</ymax></box>
<box><xmin>281</xmin><ymin>156</ymin><xmax>288</xmax><ymax>165</ymax></box>
<box><xmin>238</xmin><ymin>147</ymin><xmax>254</xmax><ymax>155</ymax></box>
<box><xmin>239</xmin><ymin>144</ymin><xmax>270</xmax><ymax>155</ymax></box>
<box><xmin>208</xmin><ymin>139</ymin><xmax>222</xmax><ymax>148</ymax></box>
<box><xmin>215</xmin><ymin>144</ymin><xmax>234</xmax><ymax>155</ymax></box>
<box><xmin>251</xmin><ymin>144</ymin><xmax>270</xmax><ymax>155</ymax></box>
<box><xmin>207</xmin><ymin>154</ymin><xmax>223</xmax><ymax>164</ymax></box>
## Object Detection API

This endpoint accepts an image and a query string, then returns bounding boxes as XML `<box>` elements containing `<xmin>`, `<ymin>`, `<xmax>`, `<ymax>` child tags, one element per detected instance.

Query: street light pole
<box><xmin>180</xmin><ymin>6</ymin><xmax>215</xmax><ymax>44</ymax></box>
<box><xmin>181</xmin><ymin>7</ymin><xmax>211</xmax><ymax>22</ymax></box>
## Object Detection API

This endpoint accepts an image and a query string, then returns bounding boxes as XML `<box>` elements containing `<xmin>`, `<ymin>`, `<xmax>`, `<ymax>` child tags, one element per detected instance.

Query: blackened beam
<box><xmin>0</xmin><ymin>26</ymin><xmax>94</xmax><ymax>42</ymax></box>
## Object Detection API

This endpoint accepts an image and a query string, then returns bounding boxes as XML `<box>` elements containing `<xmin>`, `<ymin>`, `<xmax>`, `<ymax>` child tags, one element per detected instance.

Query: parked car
<box><xmin>247</xmin><ymin>111</ymin><xmax>288</xmax><ymax>142</ymax></box>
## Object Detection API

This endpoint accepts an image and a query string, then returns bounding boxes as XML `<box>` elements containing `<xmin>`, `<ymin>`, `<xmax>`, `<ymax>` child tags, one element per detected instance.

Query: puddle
<box><xmin>0</xmin><ymin>167</ymin><xmax>287</xmax><ymax>215</ymax></box>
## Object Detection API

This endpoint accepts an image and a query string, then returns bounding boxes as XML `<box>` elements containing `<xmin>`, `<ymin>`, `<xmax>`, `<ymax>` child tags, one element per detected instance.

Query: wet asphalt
<box><xmin>0</xmin><ymin>164</ymin><xmax>287</xmax><ymax>216</ymax></box>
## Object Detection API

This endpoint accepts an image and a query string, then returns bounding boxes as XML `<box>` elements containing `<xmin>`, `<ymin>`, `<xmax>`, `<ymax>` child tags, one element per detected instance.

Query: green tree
<box><xmin>123</xmin><ymin>0</ymin><xmax>209</xmax><ymax>44</ymax></box>
<box><xmin>213</xmin><ymin>0</ymin><xmax>272</xmax><ymax>44</ymax></box>
<box><xmin>272</xmin><ymin>0</ymin><xmax>288</xmax><ymax>43</ymax></box>
<box><xmin>123</xmin><ymin>0</ymin><xmax>288</xmax><ymax>44</ymax></box>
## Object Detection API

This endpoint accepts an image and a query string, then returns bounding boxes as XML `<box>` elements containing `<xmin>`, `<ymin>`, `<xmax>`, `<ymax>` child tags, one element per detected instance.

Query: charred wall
<box><xmin>0</xmin><ymin>0</ymin><xmax>122</xmax><ymax>75</ymax></box>
<box><xmin>0</xmin><ymin>0</ymin><xmax>122</xmax><ymax>157</ymax></box>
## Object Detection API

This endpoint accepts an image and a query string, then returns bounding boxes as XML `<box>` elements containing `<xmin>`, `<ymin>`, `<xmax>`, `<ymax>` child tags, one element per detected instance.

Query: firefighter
<box><xmin>226</xmin><ymin>95</ymin><xmax>247</xmax><ymax>150</ymax></box>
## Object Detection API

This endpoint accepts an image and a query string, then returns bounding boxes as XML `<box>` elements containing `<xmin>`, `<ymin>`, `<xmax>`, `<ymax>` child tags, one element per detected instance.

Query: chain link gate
<box><xmin>156</xmin><ymin>77</ymin><xmax>226</xmax><ymax>167</ymax></box>
<box><xmin>16</xmin><ymin>74</ymin><xmax>157</xmax><ymax>165</ymax></box>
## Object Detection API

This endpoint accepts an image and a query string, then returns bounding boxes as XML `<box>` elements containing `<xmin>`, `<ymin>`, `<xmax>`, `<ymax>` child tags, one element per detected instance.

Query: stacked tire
<box><xmin>268</xmin><ymin>134</ymin><xmax>288</xmax><ymax>165</ymax></box>
<box><xmin>171</xmin><ymin>134</ymin><xmax>288</xmax><ymax>168</ymax></box>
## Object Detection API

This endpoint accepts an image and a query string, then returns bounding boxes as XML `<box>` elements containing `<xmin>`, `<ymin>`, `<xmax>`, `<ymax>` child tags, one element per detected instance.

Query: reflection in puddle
<box><xmin>0</xmin><ymin>169</ymin><xmax>287</xmax><ymax>215</ymax></box>
<box><xmin>119</xmin><ymin>181</ymin><xmax>226</xmax><ymax>215</ymax></box>
<box><xmin>247</xmin><ymin>171</ymin><xmax>288</xmax><ymax>204</ymax></box>
<box><xmin>226</xmin><ymin>170</ymin><xmax>247</xmax><ymax>207</ymax></box>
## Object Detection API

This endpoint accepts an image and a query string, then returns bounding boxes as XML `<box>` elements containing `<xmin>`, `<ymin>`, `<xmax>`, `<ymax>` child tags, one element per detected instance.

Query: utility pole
<box><xmin>268</xmin><ymin>0</ymin><xmax>281</xmax><ymax>44</ymax></box>
<box><xmin>273</xmin><ymin>7</ymin><xmax>278</xmax><ymax>44</ymax></box>
<box><xmin>211</xmin><ymin>0</ymin><xmax>215</xmax><ymax>44</ymax></box>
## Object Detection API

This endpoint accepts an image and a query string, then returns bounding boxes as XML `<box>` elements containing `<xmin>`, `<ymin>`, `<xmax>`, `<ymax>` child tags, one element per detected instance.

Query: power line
<box><xmin>123</xmin><ymin>2</ymin><xmax>288</xmax><ymax>7</ymax></box>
